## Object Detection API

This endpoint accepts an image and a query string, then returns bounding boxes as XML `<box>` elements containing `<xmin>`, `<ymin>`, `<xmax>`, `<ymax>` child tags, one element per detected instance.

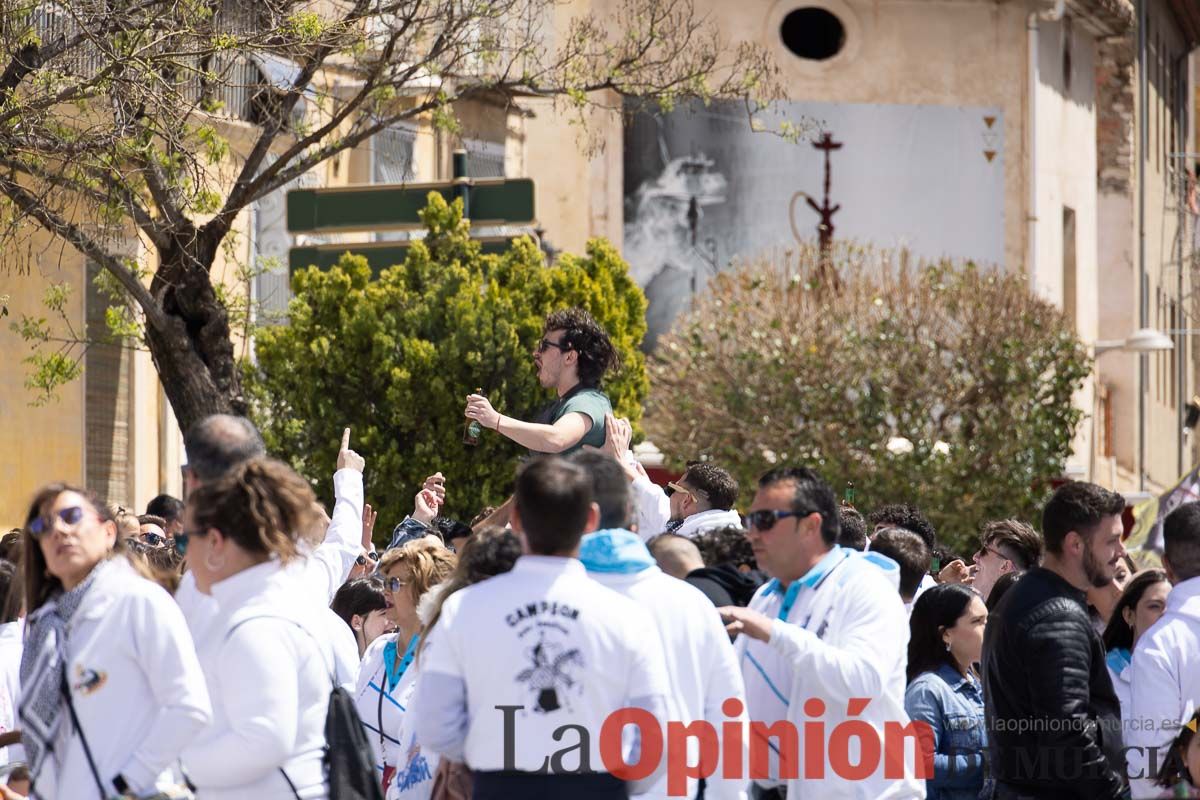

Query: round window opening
<box><xmin>781</xmin><ymin>8</ymin><xmax>846</xmax><ymax>61</ymax></box>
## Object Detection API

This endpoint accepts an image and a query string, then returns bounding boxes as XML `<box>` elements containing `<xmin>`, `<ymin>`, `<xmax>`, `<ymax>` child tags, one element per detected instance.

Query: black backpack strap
<box><xmin>279</xmin><ymin>765</ymin><xmax>302</xmax><ymax>800</ymax></box>
<box><xmin>61</xmin><ymin>673</ymin><xmax>109</xmax><ymax>800</ymax></box>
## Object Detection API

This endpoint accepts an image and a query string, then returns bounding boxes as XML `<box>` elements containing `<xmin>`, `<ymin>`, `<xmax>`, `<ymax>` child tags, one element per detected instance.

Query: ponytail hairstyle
<box><xmin>188</xmin><ymin>458</ymin><xmax>320</xmax><ymax>564</ymax></box>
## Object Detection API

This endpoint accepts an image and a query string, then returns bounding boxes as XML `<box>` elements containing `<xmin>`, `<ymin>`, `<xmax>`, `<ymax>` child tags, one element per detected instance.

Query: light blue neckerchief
<box><xmin>1105</xmin><ymin>647</ymin><xmax>1131</xmax><ymax>676</ymax></box>
<box><xmin>383</xmin><ymin>633</ymin><xmax>420</xmax><ymax>691</ymax></box>
<box><xmin>580</xmin><ymin>529</ymin><xmax>655</xmax><ymax>574</ymax></box>
<box><xmin>762</xmin><ymin>545</ymin><xmax>850</xmax><ymax>620</ymax></box>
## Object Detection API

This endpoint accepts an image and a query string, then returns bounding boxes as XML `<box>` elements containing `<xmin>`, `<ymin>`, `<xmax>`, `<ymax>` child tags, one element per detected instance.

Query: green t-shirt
<box><xmin>531</xmin><ymin>386</ymin><xmax>612</xmax><ymax>456</ymax></box>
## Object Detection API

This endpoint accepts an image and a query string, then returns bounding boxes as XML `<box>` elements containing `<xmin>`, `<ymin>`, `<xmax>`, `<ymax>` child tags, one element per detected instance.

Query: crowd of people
<box><xmin>3</xmin><ymin>306</ymin><xmax>1200</xmax><ymax>800</ymax></box>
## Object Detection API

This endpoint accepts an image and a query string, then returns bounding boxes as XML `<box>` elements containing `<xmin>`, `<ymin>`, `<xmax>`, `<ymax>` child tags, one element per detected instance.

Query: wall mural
<box><xmin>623</xmin><ymin>99</ymin><xmax>1006</xmax><ymax>348</ymax></box>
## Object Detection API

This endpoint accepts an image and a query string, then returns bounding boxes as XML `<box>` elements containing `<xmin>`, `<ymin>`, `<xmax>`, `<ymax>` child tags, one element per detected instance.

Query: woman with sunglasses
<box><xmin>355</xmin><ymin>540</ymin><xmax>456</xmax><ymax>796</ymax></box>
<box><xmin>18</xmin><ymin>483</ymin><xmax>211</xmax><ymax>799</ymax></box>
<box><xmin>179</xmin><ymin>457</ymin><xmax>354</xmax><ymax>800</ymax></box>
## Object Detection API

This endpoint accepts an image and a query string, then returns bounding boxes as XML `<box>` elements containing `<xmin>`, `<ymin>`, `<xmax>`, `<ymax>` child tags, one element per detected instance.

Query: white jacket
<box><xmin>177</xmin><ymin>467</ymin><xmax>364</xmax><ymax>646</ymax></box>
<box><xmin>1128</xmin><ymin>576</ymin><xmax>1200</xmax><ymax>798</ymax></box>
<box><xmin>182</xmin><ymin>559</ymin><xmax>351</xmax><ymax>800</ymax></box>
<box><xmin>585</xmin><ymin>555</ymin><xmax>749</xmax><ymax>800</ymax></box>
<box><xmin>0</xmin><ymin>620</ymin><xmax>23</xmax><ymax>767</ymax></box>
<box><xmin>355</xmin><ymin>633</ymin><xmax>417</xmax><ymax>782</ymax></box>
<box><xmin>31</xmin><ymin>558</ymin><xmax>211</xmax><ymax>799</ymax></box>
<box><xmin>736</xmin><ymin>546</ymin><xmax>925</xmax><ymax>800</ymax></box>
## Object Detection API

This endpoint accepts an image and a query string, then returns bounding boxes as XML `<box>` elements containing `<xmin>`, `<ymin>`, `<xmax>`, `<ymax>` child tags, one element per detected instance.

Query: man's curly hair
<box><xmin>867</xmin><ymin>503</ymin><xmax>937</xmax><ymax>549</ymax></box>
<box><xmin>544</xmin><ymin>307</ymin><xmax>621</xmax><ymax>387</ymax></box>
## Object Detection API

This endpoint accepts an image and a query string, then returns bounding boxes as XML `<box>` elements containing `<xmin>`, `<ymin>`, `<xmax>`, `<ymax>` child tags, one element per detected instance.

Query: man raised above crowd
<box><xmin>464</xmin><ymin>308</ymin><xmax>618</xmax><ymax>456</ymax></box>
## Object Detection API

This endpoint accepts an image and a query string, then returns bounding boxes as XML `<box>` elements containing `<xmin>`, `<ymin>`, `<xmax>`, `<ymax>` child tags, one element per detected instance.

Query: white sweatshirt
<box><xmin>182</xmin><ymin>559</ymin><xmax>349</xmax><ymax>800</ymax></box>
<box><xmin>176</xmin><ymin>467</ymin><xmax>364</xmax><ymax>646</ymax></box>
<box><xmin>30</xmin><ymin>558</ymin><xmax>212</xmax><ymax>799</ymax></box>
<box><xmin>1127</xmin><ymin>576</ymin><xmax>1200</xmax><ymax>799</ymax></box>
<box><xmin>412</xmin><ymin>556</ymin><xmax>672</xmax><ymax>777</ymax></box>
<box><xmin>585</xmin><ymin>554</ymin><xmax>750</xmax><ymax>800</ymax></box>
<box><xmin>0</xmin><ymin>620</ymin><xmax>23</xmax><ymax>767</ymax></box>
<box><xmin>736</xmin><ymin>546</ymin><xmax>925</xmax><ymax>800</ymax></box>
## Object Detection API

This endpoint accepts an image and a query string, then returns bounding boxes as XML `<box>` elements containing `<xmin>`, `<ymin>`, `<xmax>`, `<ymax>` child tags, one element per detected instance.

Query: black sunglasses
<box><xmin>742</xmin><ymin>509</ymin><xmax>817</xmax><ymax>531</ymax></box>
<box><xmin>141</xmin><ymin>532</ymin><xmax>168</xmax><ymax>548</ymax></box>
<box><xmin>27</xmin><ymin>506</ymin><xmax>85</xmax><ymax>538</ymax></box>
<box><xmin>356</xmin><ymin>551</ymin><xmax>380</xmax><ymax>567</ymax></box>
<box><xmin>537</xmin><ymin>338</ymin><xmax>568</xmax><ymax>354</ymax></box>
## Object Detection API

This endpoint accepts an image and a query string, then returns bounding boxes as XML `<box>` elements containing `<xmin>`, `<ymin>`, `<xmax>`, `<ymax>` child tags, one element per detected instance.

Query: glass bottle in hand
<box><xmin>464</xmin><ymin>388</ymin><xmax>484</xmax><ymax>446</ymax></box>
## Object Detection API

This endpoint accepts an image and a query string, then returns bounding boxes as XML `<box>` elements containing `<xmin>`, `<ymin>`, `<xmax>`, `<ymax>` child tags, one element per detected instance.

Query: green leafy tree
<box><xmin>0</xmin><ymin>0</ymin><xmax>782</xmax><ymax>431</ymax></box>
<box><xmin>645</xmin><ymin>244</ymin><xmax>1092</xmax><ymax>554</ymax></box>
<box><xmin>246</xmin><ymin>193</ymin><xmax>647</xmax><ymax>535</ymax></box>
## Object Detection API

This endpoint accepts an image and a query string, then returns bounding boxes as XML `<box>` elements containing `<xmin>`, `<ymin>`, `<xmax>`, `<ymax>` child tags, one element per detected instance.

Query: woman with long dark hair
<box><xmin>18</xmin><ymin>483</ymin><xmax>211</xmax><ymax>799</ymax></box>
<box><xmin>904</xmin><ymin>583</ymin><xmax>989</xmax><ymax>800</ymax></box>
<box><xmin>1102</xmin><ymin>568</ymin><xmax>1170</xmax><ymax>728</ymax></box>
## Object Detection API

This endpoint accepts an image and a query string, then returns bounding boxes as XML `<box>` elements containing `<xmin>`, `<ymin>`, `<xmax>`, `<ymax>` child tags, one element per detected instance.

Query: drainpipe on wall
<box><xmin>1137</xmin><ymin>0</ymin><xmax>1148</xmax><ymax>491</ymax></box>
<box><xmin>1026</xmin><ymin>0</ymin><xmax>1066</xmax><ymax>288</ymax></box>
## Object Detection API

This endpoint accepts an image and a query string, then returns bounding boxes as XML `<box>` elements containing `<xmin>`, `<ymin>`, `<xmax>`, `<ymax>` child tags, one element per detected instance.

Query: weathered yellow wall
<box><xmin>1</xmin><ymin>237</ymin><xmax>86</xmax><ymax>527</ymax></box>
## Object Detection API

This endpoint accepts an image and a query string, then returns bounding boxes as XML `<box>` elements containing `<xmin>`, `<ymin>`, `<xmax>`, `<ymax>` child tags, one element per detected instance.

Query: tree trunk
<box><xmin>144</xmin><ymin>236</ymin><xmax>247</xmax><ymax>436</ymax></box>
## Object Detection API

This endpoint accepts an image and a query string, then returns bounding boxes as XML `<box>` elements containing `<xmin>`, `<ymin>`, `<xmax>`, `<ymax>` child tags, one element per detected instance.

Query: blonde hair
<box><xmin>377</xmin><ymin>539</ymin><xmax>456</xmax><ymax>607</ymax></box>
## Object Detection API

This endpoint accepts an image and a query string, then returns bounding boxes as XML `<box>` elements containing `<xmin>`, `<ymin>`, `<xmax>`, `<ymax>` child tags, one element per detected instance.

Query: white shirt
<box><xmin>0</xmin><ymin>620</ymin><xmax>23</xmax><ymax>767</ymax></box>
<box><xmin>176</xmin><ymin>467</ymin><xmax>364</xmax><ymax>646</ymax></box>
<box><xmin>415</xmin><ymin>556</ymin><xmax>672</xmax><ymax>773</ymax></box>
<box><xmin>586</xmin><ymin>562</ymin><xmax>749</xmax><ymax>800</ymax></box>
<box><xmin>1128</xmin><ymin>576</ymin><xmax>1200</xmax><ymax>799</ymax></box>
<box><xmin>736</xmin><ymin>546</ymin><xmax>925</xmax><ymax>799</ymax></box>
<box><xmin>182</xmin><ymin>559</ymin><xmax>347</xmax><ymax>800</ymax></box>
<box><xmin>355</xmin><ymin>633</ymin><xmax>419</xmax><ymax>782</ymax></box>
<box><xmin>31</xmin><ymin>558</ymin><xmax>211</xmax><ymax>799</ymax></box>
<box><xmin>386</xmin><ymin>659</ymin><xmax>441</xmax><ymax>800</ymax></box>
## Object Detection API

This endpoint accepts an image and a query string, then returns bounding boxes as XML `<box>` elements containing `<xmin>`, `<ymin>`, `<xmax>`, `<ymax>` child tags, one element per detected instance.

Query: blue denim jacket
<box><xmin>905</xmin><ymin>663</ymin><xmax>990</xmax><ymax>800</ymax></box>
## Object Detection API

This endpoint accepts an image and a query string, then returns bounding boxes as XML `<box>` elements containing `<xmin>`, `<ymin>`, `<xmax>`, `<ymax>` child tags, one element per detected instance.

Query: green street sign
<box><xmin>289</xmin><ymin>236</ymin><xmax>524</xmax><ymax>275</ymax></box>
<box><xmin>287</xmin><ymin>178</ymin><xmax>536</xmax><ymax>234</ymax></box>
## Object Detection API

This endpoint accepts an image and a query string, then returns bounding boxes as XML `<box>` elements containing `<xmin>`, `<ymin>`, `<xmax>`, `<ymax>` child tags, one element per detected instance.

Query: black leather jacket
<box><xmin>981</xmin><ymin>567</ymin><xmax>1127</xmax><ymax>799</ymax></box>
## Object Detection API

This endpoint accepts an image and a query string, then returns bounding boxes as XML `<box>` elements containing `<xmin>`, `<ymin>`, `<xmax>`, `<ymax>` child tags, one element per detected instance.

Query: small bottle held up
<box><xmin>463</xmin><ymin>388</ymin><xmax>484</xmax><ymax>446</ymax></box>
<box><xmin>843</xmin><ymin>481</ymin><xmax>855</xmax><ymax>507</ymax></box>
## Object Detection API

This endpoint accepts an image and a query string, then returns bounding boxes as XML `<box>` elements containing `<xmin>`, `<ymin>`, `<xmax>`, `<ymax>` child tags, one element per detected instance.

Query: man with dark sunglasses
<box><xmin>719</xmin><ymin>467</ymin><xmax>923</xmax><ymax>799</ymax></box>
<box><xmin>463</xmin><ymin>307</ymin><xmax>616</xmax><ymax>456</ymax></box>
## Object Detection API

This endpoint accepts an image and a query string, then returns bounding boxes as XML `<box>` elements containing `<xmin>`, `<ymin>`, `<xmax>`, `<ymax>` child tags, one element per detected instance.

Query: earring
<box><xmin>204</xmin><ymin>551</ymin><xmax>225</xmax><ymax>572</ymax></box>
<box><xmin>945</xmin><ymin>641</ymin><xmax>952</xmax><ymax>652</ymax></box>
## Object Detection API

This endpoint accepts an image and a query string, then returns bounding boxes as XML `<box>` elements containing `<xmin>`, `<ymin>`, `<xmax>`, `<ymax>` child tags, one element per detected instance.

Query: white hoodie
<box><xmin>176</xmin><ymin>467</ymin><xmax>364</xmax><ymax>647</ymax></box>
<box><xmin>183</xmin><ymin>559</ymin><xmax>354</xmax><ymax>800</ymax></box>
<box><xmin>1127</xmin><ymin>576</ymin><xmax>1200</xmax><ymax>798</ymax></box>
<box><xmin>581</xmin><ymin>530</ymin><xmax>749</xmax><ymax>800</ymax></box>
<box><xmin>629</xmin><ymin>476</ymin><xmax>743</xmax><ymax>541</ymax></box>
